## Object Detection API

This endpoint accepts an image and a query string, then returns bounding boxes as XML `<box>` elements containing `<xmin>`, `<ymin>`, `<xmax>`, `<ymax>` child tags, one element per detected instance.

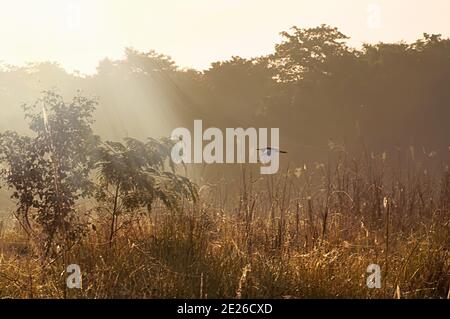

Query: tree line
<box><xmin>1</xmin><ymin>25</ymin><xmax>449</xmax><ymax>162</ymax></box>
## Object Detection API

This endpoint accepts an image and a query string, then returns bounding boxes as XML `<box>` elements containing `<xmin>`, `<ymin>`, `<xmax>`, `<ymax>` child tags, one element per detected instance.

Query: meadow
<box><xmin>0</xmin><ymin>24</ymin><xmax>449</xmax><ymax>300</ymax></box>
<box><xmin>1</xmin><ymin>150</ymin><xmax>448</xmax><ymax>299</ymax></box>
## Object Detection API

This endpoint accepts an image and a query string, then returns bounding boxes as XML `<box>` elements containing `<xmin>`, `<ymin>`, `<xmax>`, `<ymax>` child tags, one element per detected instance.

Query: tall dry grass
<box><xmin>0</xmin><ymin>151</ymin><xmax>449</xmax><ymax>299</ymax></box>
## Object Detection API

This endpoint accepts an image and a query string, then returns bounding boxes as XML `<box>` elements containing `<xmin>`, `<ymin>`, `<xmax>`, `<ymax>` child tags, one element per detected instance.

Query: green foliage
<box><xmin>95</xmin><ymin>137</ymin><xmax>197</xmax><ymax>213</ymax></box>
<box><xmin>270</xmin><ymin>24</ymin><xmax>350</xmax><ymax>82</ymax></box>
<box><xmin>1</xmin><ymin>26</ymin><xmax>449</xmax><ymax>161</ymax></box>
<box><xmin>0</xmin><ymin>91</ymin><xmax>99</xmax><ymax>251</ymax></box>
<box><xmin>0</xmin><ymin>91</ymin><xmax>198</xmax><ymax>254</ymax></box>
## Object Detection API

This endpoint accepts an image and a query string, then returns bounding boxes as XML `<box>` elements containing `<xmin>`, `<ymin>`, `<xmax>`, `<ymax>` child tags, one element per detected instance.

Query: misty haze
<box><xmin>0</xmin><ymin>0</ymin><xmax>448</xmax><ymax>301</ymax></box>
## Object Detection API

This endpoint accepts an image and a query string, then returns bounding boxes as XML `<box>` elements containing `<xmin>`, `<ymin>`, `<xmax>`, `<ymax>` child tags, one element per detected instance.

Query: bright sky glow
<box><xmin>0</xmin><ymin>0</ymin><xmax>449</xmax><ymax>74</ymax></box>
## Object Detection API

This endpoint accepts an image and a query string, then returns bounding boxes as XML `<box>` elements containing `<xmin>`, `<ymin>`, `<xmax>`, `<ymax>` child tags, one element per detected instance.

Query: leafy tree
<box><xmin>203</xmin><ymin>56</ymin><xmax>276</xmax><ymax>124</ymax></box>
<box><xmin>0</xmin><ymin>91</ymin><xmax>99</xmax><ymax>255</ymax></box>
<box><xmin>1</xmin><ymin>26</ymin><xmax>449</xmax><ymax>166</ymax></box>
<box><xmin>270</xmin><ymin>24</ymin><xmax>350</xmax><ymax>83</ymax></box>
<box><xmin>94</xmin><ymin>137</ymin><xmax>197</xmax><ymax>244</ymax></box>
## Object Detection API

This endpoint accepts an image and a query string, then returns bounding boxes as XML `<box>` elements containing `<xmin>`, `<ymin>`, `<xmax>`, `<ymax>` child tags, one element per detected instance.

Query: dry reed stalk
<box><xmin>236</xmin><ymin>264</ymin><xmax>251</xmax><ymax>299</ymax></box>
<box><xmin>384</xmin><ymin>196</ymin><xmax>390</xmax><ymax>296</ymax></box>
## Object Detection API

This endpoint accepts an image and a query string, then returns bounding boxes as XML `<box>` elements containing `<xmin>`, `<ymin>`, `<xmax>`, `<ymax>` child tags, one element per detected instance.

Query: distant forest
<box><xmin>1</xmin><ymin>25</ymin><xmax>449</xmax><ymax>162</ymax></box>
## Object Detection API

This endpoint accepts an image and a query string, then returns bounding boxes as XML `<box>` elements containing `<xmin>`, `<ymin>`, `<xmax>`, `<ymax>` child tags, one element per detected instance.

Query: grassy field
<box><xmin>0</xmin><ymin>153</ymin><xmax>449</xmax><ymax>299</ymax></box>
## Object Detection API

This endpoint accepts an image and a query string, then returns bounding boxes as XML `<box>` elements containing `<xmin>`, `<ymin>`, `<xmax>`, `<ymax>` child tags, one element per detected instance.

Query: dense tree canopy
<box><xmin>0</xmin><ymin>25</ymin><xmax>449</xmax><ymax>163</ymax></box>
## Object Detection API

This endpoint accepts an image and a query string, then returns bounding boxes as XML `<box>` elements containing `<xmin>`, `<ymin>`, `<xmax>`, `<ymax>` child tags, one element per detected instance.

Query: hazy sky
<box><xmin>1</xmin><ymin>0</ymin><xmax>449</xmax><ymax>74</ymax></box>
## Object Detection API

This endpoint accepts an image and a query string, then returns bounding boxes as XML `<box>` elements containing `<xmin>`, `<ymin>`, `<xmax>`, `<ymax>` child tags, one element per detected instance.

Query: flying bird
<box><xmin>257</xmin><ymin>147</ymin><xmax>287</xmax><ymax>157</ymax></box>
